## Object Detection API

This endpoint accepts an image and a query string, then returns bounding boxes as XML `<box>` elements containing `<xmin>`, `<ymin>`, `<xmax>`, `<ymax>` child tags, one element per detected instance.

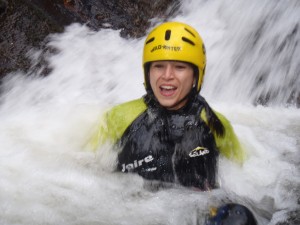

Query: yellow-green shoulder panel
<box><xmin>200</xmin><ymin>109</ymin><xmax>246</xmax><ymax>164</ymax></box>
<box><xmin>88</xmin><ymin>98</ymin><xmax>147</xmax><ymax>150</ymax></box>
<box><xmin>106</xmin><ymin>98</ymin><xmax>147</xmax><ymax>141</ymax></box>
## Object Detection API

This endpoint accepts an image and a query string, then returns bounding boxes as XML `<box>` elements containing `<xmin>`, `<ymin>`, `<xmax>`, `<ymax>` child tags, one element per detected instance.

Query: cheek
<box><xmin>180</xmin><ymin>74</ymin><xmax>194</xmax><ymax>90</ymax></box>
<box><xmin>149</xmin><ymin>73</ymin><xmax>158</xmax><ymax>89</ymax></box>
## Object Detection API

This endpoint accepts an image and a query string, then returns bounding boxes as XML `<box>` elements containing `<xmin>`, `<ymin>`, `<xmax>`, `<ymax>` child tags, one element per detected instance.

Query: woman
<box><xmin>89</xmin><ymin>22</ymin><xmax>245</xmax><ymax>190</ymax></box>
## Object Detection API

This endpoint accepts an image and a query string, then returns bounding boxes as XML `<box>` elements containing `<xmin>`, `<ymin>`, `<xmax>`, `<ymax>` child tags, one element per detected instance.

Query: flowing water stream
<box><xmin>0</xmin><ymin>0</ymin><xmax>299</xmax><ymax>224</ymax></box>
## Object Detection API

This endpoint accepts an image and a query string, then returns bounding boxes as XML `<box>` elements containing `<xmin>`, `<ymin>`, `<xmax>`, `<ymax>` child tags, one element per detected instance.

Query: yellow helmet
<box><xmin>143</xmin><ymin>21</ymin><xmax>206</xmax><ymax>93</ymax></box>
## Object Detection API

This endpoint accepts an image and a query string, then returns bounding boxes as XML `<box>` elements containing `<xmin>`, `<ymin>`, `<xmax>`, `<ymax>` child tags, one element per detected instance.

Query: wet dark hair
<box><xmin>202</xmin><ymin>97</ymin><xmax>225</xmax><ymax>138</ymax></box>
<box><xmin>144</xmin><ymin>62</ymin><xmax>152</xmax><ymax>93</ymax></box>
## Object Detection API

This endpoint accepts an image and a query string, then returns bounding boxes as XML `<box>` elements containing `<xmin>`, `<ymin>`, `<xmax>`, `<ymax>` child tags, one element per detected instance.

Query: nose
<box><xmin>162</xmin><ymin>63</ymin><xmax>174</xmax><ymax>79</ymax></box>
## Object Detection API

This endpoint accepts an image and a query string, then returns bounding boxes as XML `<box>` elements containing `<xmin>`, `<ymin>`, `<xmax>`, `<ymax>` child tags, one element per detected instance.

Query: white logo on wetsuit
<box><xmin>121</xmin><ymin>155</ymin><xmax>155</xmax><ymax>172</ymax></box>
<box><xmin>189</xmin><ymin>147</ymin><xmax>210</xmax><ymax>158</ymax></box>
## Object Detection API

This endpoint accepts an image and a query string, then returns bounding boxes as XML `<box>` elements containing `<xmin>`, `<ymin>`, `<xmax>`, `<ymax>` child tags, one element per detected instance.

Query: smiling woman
<box><xmin>88</xmin><ymin>21</ymin><xmax>245</xmax><ymax>191</ymax></box>
<box><xmin>149</xmin><ymin>61</ymin><xmax>195</xmax><ymax>110</ymax></box>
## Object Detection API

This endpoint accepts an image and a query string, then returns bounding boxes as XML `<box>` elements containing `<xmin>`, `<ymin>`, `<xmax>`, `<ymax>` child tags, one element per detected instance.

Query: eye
<box><xmin>152</xmin><ymin>63</ymin><xmax>164</xmax><ymax>69</ymax></box>
<box><xmin>175</xmin><ymin>65</ymin><xmax>186</xmax><ymax>69</ymax></box>
<box><xmin>174</xmin><ymin>63</ymin><xmax>189</xmax><ymax>70</ymax></box>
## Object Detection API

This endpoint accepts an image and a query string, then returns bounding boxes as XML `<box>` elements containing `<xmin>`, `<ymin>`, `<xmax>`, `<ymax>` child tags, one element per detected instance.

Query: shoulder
<box><xmin>109</xmin><ymin>98</ymin><xmax>147</xmax><ymax>113</ymax></box>
<box><xmin>87</xmin><ymin>98</ymin><xmax>147</xmax><ymax>150</ymax></box>
<box><xmin>105</xmin><ymin>98</ymin><xmax>147</xmax><ymax>140</ymax></box>
<box><xmin>107</xmin><ymin>98</ymin><xmax>147</xmax><ymax>121</ymax></box>
<box><xmin>196</xmin><ymin>95</ymin><xmax>229</xmax><ymax>129</ymax></box>
<box><xmin>199</xmin><ymin>102</ymin><xmax>246</xmax><ymax>164</ymax></box>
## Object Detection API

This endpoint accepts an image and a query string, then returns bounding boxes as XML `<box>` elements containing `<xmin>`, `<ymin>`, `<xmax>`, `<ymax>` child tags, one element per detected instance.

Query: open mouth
<box><xmin>160</xmin><ymin>85</ymin><xmax>177</xmax><ymax>96</ymax></box>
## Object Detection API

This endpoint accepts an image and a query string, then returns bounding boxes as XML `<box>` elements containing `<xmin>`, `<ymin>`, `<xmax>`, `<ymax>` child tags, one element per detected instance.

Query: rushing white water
<box><xmin>0</xmin><ymin>0</ymin><xmax>299</xmax><ymax>224</ymax></box>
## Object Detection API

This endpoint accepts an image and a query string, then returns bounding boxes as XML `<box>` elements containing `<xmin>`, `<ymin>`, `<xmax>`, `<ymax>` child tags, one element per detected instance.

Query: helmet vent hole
<box><xmin>184</xmin><ymin>28</ymin><xmax>196</xmax><ymax>37</ymax></box>
<box><xmin>182</xmin><ymin>37</ymin><xmax>195</xmax><ymax>46</ymax></box>
<box><xmin>145</xmin><ymin>37</ymin><xmax>155</xmax><ymax>45</ymax></box>
<box><xmin>165</xmin><ymin>30</ymin><xmax>171</xmax><ymax>40</ymax></box>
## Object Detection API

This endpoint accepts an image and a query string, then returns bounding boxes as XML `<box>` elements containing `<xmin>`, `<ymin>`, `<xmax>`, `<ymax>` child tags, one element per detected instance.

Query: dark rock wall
<box><xmin>0</xmin><ymin>0</ymin><xmax>60</xmax><ymax>76</ymax></box>
<box><xmin>0</xmin><ymin>0</ymin><xmax>180</xmax><ymax>77</ymax></box>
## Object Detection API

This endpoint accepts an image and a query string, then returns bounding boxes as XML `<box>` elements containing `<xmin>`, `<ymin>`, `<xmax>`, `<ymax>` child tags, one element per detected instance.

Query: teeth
<box><xmin>161</xmin><ymin>86</ymin><xmax>175</xmax><ymax>90</ymax></box>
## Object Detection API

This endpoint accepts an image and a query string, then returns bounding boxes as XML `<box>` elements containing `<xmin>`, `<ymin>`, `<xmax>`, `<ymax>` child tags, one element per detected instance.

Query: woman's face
<box><xmin>149</xmin><ymin>61</ymin><xmax>195</xmax><ymax>110</ymax></box>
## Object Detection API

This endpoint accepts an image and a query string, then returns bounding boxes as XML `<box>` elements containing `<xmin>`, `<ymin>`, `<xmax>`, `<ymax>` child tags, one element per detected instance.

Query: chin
<box><xmin>160</xmin><ymin>103</ymin><xmax>174</xmax><ymax>108</ymax></box>
<box><xmin>158</xmin><ymin>99</ymin><xmax>174</xmax><ymax>106</ymax></box>
<box><xmin>159</xmin><ymin>101</ymin><xmax>182</xmax><ymax>110</ymax></box>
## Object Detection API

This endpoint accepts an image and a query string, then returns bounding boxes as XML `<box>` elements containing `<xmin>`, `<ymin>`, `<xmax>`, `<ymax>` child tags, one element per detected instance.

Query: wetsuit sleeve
<box><xmin>86</xmin><ymin>111</ymin><xmax>113</xmax><ymax>151</ymax></box>
<box><xmin>201</xmin><ymin>110</ymin><xmax>246</xmax><ymax>164</ymax></box>
<box><xmin>86</xmin><ymin>98</ymin><xmax>147</xmax><ymax>151</ymax></box>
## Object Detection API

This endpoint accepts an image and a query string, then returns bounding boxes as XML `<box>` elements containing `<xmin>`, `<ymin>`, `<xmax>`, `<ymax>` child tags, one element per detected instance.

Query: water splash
<box><xmin>177</xmin><ymin>0</ymin><xmax>300</xmax><ymax>106</ymax></box>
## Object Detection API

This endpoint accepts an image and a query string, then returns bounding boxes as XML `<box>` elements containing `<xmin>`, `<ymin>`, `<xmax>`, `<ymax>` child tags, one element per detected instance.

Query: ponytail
<box><xmin>201</xmin><ymin>97</ymin><xmax>225</xmax><ymax>137</ymax></box>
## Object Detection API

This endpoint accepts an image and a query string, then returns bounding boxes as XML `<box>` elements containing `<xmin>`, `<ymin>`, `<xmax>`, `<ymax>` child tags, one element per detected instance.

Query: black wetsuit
<box><xmin>117</xmin><ymin>94</ymin><xmax>220</xmax><ymax>190</ymax></box>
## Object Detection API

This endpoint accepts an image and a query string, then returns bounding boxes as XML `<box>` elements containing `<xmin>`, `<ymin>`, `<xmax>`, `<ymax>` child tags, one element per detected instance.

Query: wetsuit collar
<box><xmin>143</xmin><ymin>88</ymin><xmax>199</xmax><ymax>114</ymax></box>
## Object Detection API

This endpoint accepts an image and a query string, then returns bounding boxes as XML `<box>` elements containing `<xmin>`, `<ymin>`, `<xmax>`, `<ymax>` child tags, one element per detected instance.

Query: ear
<box><xmin>192</xmin><ymin>77</ymin><xmax>196</xmax><ymax>88</ymax></box>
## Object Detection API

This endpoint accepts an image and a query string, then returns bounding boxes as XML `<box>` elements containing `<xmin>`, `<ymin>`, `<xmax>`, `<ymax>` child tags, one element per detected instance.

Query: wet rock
<box><xmin>0</xmin><ymin>0</ymin><xmax>63</xmax><ymax>77</ymax></box>
<box><xmin>0</xmin><ymin>0</ymin><xmax>180</xmax><ymax>77</ymax></box>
